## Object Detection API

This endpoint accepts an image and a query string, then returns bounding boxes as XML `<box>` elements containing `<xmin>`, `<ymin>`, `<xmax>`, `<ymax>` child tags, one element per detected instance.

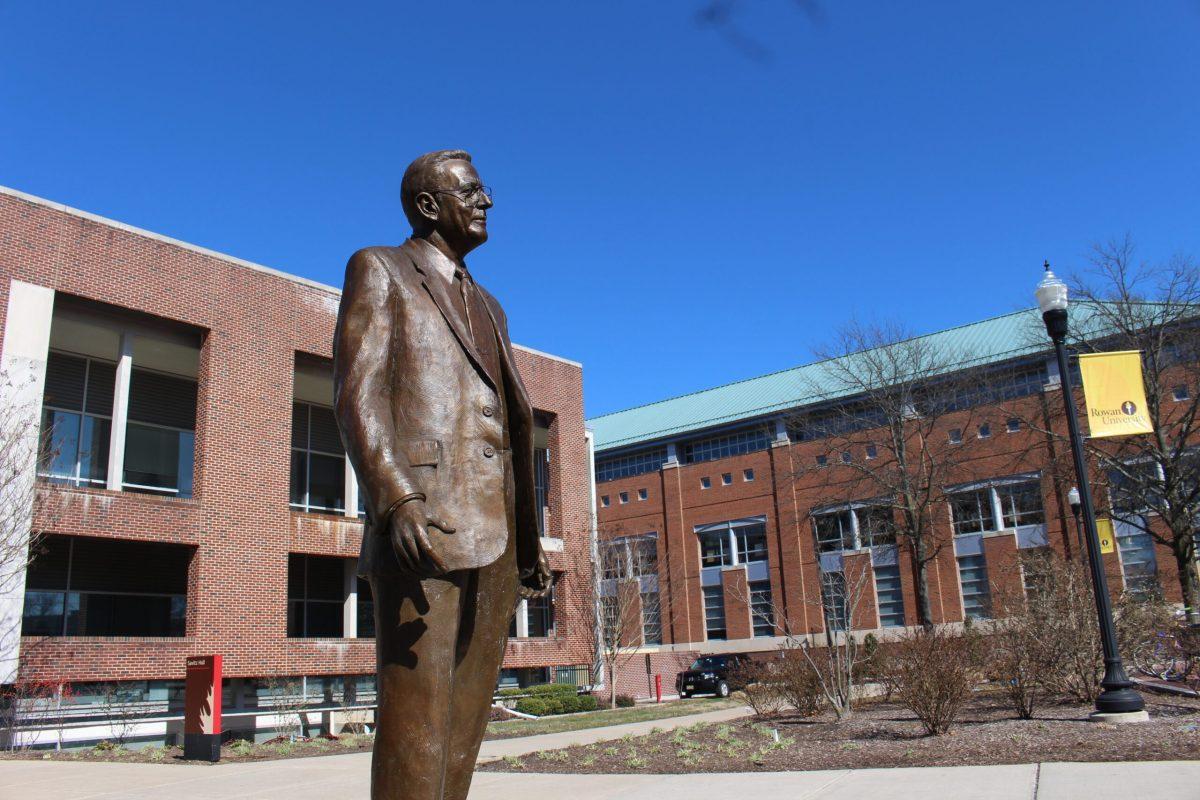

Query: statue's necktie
<box><xmin>454</xmin><ymin>266</ymin><xmax>476</xmax><ymax>344</ymax></box>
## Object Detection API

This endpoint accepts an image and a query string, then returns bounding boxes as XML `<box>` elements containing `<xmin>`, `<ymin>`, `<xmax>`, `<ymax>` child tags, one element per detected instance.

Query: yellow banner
<box><xmin>1095</xmin><ymin>518</ymin><xmax>1116</xmax><ymax>554</ymax></box>
<box><xmin>1077</xmin><ymin>351</ymin><xmax>1154</xmax><ymax>439</ymax></box>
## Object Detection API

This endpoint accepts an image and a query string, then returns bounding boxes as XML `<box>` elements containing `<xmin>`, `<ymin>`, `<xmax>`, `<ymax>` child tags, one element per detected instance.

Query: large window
<box><xmin>534</xmin><ymin>446</ymin><xmax>550</xmax><ymax>535</ymax></box>
<box><xmin>696</xmin><ymin>517</ymin><xmax>768</xmax><ymax>567</ymax></box>
<box><xmin>123</xmin><ymin>367</ymin><xmax>197</xmax><ymax>497</ymax></box>
<box><xmin>290</xmin><ymin>402</ymin><xmax>347</xmax><ymax>514</ymax></box>
<box><xmin>682</xmin><ymin>427</ymin><xmax>771</xmax><ymax>464</ymax></box>
<box><xmin>702</xmin><ymin>585</ymin><xmax>726</xmax><ymax>640</ymax></box>
<box><xmin>957</xmin><ymin>554</ymin><xmax>991</xmax><ymax>619</ymax></box>
<box><xmin>595</xmin><ymin>448</ymin><xmax>666</xmax><ymax>483</ymax></box>
<box><xmin>601</xmin><ymin>534</ymin><xmax>658</xmax><ymax>579</ymax></box>
<box><xmin>22</xmin><ymin>535</ymin><xmax>190</xmax><ymax>637</ymax></box>
<box><xmin>812</xmin><ymin>503</ymin><xmax>896</xmax><ymax>553</ymax></box>
<box><xmin>749</xmin><ymin>580</ymin><xmax>774</xmax><ymax>637</ymax></box>
<box><xmin>949</xmin><ymin>477</ymin><xmax>1044</xmax><ymax>536</ymax></box>
<box><xmin>820</xmin><ymin>571</ymin><xmax>848</xmax><ymax>632</ymax></box>
<box><xmin>641</xmin><ymin>590</ymin><xmax>662</xmax><ymax>645</ymax></box>
<box><xmin>287</xmin><ymin>554</ymin><xmax>346</xmax><ymax>638</ymax></box>
<box><xmin>38</xmin><ymin>352</ymin><xmax>114</xmax><ymax>488</ymax></box>
<box><xmin>526</xmin><ymin>589</ymin><xmax>555</xmax><ymax>637</ymax></box>
<box><xmin>874</xmin><ymin>564</ymin><xmax>905</xmax><ymax>627</ymax></box>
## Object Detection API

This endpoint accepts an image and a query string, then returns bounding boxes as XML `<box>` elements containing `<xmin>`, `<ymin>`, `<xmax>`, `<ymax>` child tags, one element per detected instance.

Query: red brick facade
<box><xmin>0</xmin><ymin>187</ymin><xmax>592</xmax><ymax>688</ymax></box>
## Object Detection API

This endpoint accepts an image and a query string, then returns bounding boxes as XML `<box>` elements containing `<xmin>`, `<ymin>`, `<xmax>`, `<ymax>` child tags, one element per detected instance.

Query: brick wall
<box><xmin>0</xmin><ymin>187</ymin><xmax>591</xmax><ymax>685</ymax></box>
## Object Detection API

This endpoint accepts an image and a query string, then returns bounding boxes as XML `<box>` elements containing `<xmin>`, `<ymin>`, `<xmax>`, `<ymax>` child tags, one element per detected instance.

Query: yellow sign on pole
<box><xmin>1077</xmin><ymin>351</ymin><xmax>1154</xmax><ymax>438</ymax></box>
<box><xmin>1095</xmin><ymin>517</ymin><xmax>1116</xmax><ymax>555</ymax></box>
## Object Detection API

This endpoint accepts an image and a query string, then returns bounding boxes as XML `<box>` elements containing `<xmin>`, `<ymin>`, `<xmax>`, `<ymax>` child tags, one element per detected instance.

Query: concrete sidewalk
<box><xmin>478</xmin><ymin>704</ymin><xmax>752</xmax><ymax>761</ymax></box>
<box><xmin>4</xmin><ymin>759</ymin><xmax>1200</xmax><ymax>800</ymax></box>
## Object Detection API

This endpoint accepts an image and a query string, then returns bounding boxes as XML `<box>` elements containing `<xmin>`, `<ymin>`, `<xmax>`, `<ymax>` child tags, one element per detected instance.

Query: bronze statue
<box><xmin>334</xmin><ymin>149</ymin><xmax>552</xmax><ymax>800</ymax></box>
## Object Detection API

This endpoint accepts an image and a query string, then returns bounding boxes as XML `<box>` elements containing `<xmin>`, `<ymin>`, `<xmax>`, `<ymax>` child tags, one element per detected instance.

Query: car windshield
<box><xmin>689</xmin><ymin>656</ymin><xmax>725</xmax><ymax>671</ymax></box>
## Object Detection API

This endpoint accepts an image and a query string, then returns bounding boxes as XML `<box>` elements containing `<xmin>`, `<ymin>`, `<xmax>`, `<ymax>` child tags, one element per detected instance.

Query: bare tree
<box><xmin>570</xmin><ymin>530</ymin><xmax>664</xmax><ymax>709</ymax></box>
<box><xmin>1064</xmin><ymin>237</ymin><xmax>1200</xmax><ymax>622</ymax></box>
<box><xmin>792</xmin><ymin>320</ymin><xmax>985</xmax><ymax>625</ymax></box>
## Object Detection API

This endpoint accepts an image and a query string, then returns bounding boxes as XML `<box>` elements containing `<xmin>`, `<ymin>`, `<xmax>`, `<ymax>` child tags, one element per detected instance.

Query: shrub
<box><xmin>514</xmin><ymin>697</ymin><xmax>551</xmax><ymax>716</ymax></box>
<box><xmin>775</xmin><ymin>650</ymin><xmax>823</xmax><ymax>718</ymax></box>
<box><xmin>614</xmin><ymin>694</ymin><xmax>636</xmax><ymax>708</ymax></box>
<box><xmin>496</xmin><ymin>682</ymin><xmax>578</xmax><ymax>698</ymax></box>
<box><xmin>728</xmin><ymin>660</ymin><xmax>785</xmax><ymax>718</ymax></box>
<box><xmin>514</xmin><ymin>691</ymin><xmax>596</xmax><ymax>716</ymax></box>
<box><xmin>885</xmin><ymin>626</ymin><xmax>981</xmax><ymax>735</ymax></box>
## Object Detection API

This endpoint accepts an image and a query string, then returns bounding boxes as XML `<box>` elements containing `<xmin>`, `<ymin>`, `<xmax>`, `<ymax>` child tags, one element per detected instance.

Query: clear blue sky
<box><xmin>2</xmin><ymin>2</ymin><xmax>1197</xmax><ymax>418</ymax></box>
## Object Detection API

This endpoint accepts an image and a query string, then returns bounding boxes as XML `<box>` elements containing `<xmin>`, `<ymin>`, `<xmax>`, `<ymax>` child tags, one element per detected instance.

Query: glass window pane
<box><xmin>750</xmin><ymin>580</ymin><xmax>774</xmax><ymax>637</ymax></box>
<box><xmin>40</xmin><ymin>409</ymin><xmax>82</xmax><ymax>481</ymax></box>
<box><xmin>307</xmin><ymin>453</ymin><xmax>346</xmax><ymax>512</ymax></box>
<box><xmin>123</xmin><ymin>422</ymin><xmax>181</xmax><ymax>492</ymax></box>
<box><xmin>290</xmin><ymin>451</ymin><xmax>308</xmax><ymax>506</ymax></box>
<box><xmin>735</xmin><ymin>522</ymin><xmax>768</xmax><ymax>563</ymax></box>
<box><xmin>21</xmin><ymin>590</ymin><xmax>65</xmax><ymax>636</ymax></box>
<box><xmin>699</xmin><ymin>531</ymin><xmax>728</xmax><ymax>567</ymax></box>
<box><xmin>79</xmin><ymin>415</ymin><xmax>111</xmax><ymax>485</ymax></box>
<box><xmin>998</xmin><ymin>481</ymin><xmax>1044</xmax><ymax>528</ymax></box>
<box><xmin>703</xmin><ymin>585</ymin><xmax>726</xmax><ymax>640</ymax></box>
<box><xmin>874</xmin><ymin>565</ymin><xmax>905</xmax><ymax>627</ymax></box>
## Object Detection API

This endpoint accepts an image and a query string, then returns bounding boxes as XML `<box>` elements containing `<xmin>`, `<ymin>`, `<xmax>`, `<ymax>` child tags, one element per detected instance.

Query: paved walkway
<box><xmin>478</xmin><ymin>704</ymin><xmax>751</xmax><ymax>761</ymax></box>
<box><xmin>4</xmin><ymin>758</ymin><xmax>1200</xmax><ymax>799</ymax></box>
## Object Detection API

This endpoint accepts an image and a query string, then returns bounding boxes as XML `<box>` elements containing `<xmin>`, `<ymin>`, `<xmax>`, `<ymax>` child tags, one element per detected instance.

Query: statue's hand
<box><xmin>388</xmin><ymin>499</ymin><xmax>454</xmax><ymax>577</ymax></box>
<box><xmin>519</xmin><ymin>549</ymin><xmax>553</xmax><ymax>598</ymax></box>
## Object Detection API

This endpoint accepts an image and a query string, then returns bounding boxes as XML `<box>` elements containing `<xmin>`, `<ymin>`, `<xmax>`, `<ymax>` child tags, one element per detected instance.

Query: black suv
<box><xmin>676</xmin><ymin>654</ymin><xmax>747</xmax><ymax>698</ymax></box>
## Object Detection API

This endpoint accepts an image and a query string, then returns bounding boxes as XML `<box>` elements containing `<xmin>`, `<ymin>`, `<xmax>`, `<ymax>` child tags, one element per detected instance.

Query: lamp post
<box><xmin>1036</xmin><ymin>263</ymin><xmax>1146</xmax><ymax>719</ymax></box>
<box><xmin>1067</xmin><ymin>486</ymin><xmax>1083</xmax><ymax>555</ymax></box>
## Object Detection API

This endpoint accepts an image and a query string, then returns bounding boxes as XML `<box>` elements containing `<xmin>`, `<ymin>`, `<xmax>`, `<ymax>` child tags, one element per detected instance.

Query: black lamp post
<box><xmin>1036</xmin><ymin>263</ymin><xmax>1145</xmax><ymax>718</ymax></box>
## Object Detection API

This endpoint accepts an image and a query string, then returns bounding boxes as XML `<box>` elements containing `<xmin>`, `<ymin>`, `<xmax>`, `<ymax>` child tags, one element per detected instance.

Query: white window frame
<box><xmin>947</xmin><ymin>473</ymin><xmax>1044</xmax><ymax>536</ymax></box>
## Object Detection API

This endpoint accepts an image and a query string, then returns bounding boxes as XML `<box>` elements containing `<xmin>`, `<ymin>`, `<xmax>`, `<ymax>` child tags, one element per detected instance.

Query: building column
<box><xmin>514</xmin><ymin>599</ymin><xmax>529</xmax><ymax>637</ymax></box>
<box><xmin>105</xmin><ymin>332</ymin><xmax>133</xmax><ymax>492</ymax></box>
<box><xmin>343</xmin><ymin>456</ymin><xmax>358</xmax><ymax>519</ymax></box>
<box><xmin>343</xmin><ymin>559</ymin><xmax>358</xmax><ymax>638</ymax></box>
<box><xmin>0</xmin><ymin>280</ymin><xmax>55</xmax><ymax>684</ymax></box>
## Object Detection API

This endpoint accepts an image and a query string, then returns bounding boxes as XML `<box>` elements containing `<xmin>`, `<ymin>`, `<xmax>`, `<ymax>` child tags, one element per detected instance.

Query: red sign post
<box><xmin>183</xmin><ymin>654</ymin><xmax>222</xmax><ymax>761</ymax></box>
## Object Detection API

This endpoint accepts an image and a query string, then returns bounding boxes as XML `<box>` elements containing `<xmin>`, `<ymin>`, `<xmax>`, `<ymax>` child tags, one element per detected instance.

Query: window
<box><xmin>790</xmin><ymin>405</ymin><xmax>885</xmax><ymax>441</ymax></box>
<box><xmin>641</xmin><ymin>590</ymin><xmax>662</xmax><ymax>645</ymax></box>
<box><xmin>601</xmin><ymin>535</ymin><xmax>658</xmax><ymax>579</ymax></box>
<box><xmin>38</xmin><ymin>352</ymin><xmax>114</xmax><ymax>488</ymax></box>
<box><xmin>816</xmin><ymin>454</ymin><xmax>828</xmax><ymax>467</ymax></box>
<box><xmin>683</xmin><ymin>427</ymin><xmax>771</xmax><ymax>464</ymax></box>
<box><xmin>291</xmin><ymin>402</ymin><xmax>346</xmax><ymax>514</ymax></box>
<box><xmin>1117</xmin><ymin>525</ymin><xmax>1158</xmax><ymax>596</ymax></box>
<box><xmin>841</xmin><ymin>451</ymin><xmax>852</xmax><ymax>464</ymax></box>
<box><xmin>703</xmin><ymin>586</ymin><xmax>726</xmax><ymax>640</ymax></box>
<box><xmin>356</xmin><ymin>578</ymin><xmax>375</xmax><ymax>638</ymax></box>
<box><xmin>743</xmin><ymin>468</ymin><xmax>755</xmax><ymax>481</ymax></box>
<box><xmin>601</xmin><ymin>495</ymin><xmax>610</xmax><ymax>508</ymax></box>
<box><xmin>700</xmin><ymin>476</ymin><xmax>711</xmax><ymax>489</ymax></box>
<box><xmin>812</xmin><ymin>504</ymin><xmax>895</xmax><ymax>552</ymax></box>
<box><xmin>949</xmin><ymin>478</ymin><xmax>1045</xmax><ymax>535</ymax></box>
<box><xmin>865</xmin><ymin>444</ymin><xmax>877</xmax><ymax>459</ymax></box>
<box><xmin>696</xmin><ymin>518</ymin><xmax>768</xmax><ymax>566</ymax></box>
<box><xmin>749</xmin><ymin>580</ymin><xmax>774</xmax><ymax>637</ymax></box>
<box><xmin>596</xmin><ymin>448</ymin><xmax>666</xmax><ymax>483</ymax></box>
<box><xmin>619</xmin><ymin>491</ymin><xmax>629</xmax><ymax>504</ymax></box>
<box><xmin>1173</xmin><ymin>385</ymin><xmax>1190</xmax><ymax>402</ymax></box>
<box><xmin>874</xmin><ymin>564</ymin><xmax>905</xmax><ymax>627</ymax></box>
<box><xmin>820</xmin><ymin>571</ymin><xmax>848</xmax><ymax>632</ymax></box>
<box><xmin>977</xmin><ymin>423</ymin><xmax>991</xmax><ymax>439</ymax></box>
<box><xmin>124</xmin><ymin>368</ymin><xmax>197</xmax><ymax>497</ymax></box>
<box><xmin>721</xmin><ymin>473</ymin><xmax>732</xmax><ymax>485</ymax></box>
<box><xmin>287</xmin><ymin>554</ymin><xmax>346</xmax><ymax>638</ymax></box>
<box><xmin>526</xmin><ymin>588</ymin><xmax>555</xmax><ymax>637</ymax></box>
<box><xmin>638</xmin><ymin>488</ymin><xmax>648</xmax><ymax>501</ymax></box>
<box><xmin>948</xmin><ymin>428</ymin><xmax>963</xmax><ymax>444</ymax></box>
<box><xmin>1007</xmin><ymin>418</ymin><xmax>1021</xmax><ymax>433</ymax></box>
<box><xmin>949</xmin><ymin>488</ymin><xmax>995</xmax><ymax>535</ymax></box>
<box><xmin>940</xmin><ymin>361</ymin><xmax>1049</xmax><ymax>412</ymax></box>
<box><xmin>957</xmin><ymin>554</ymin><xmax>991</xmax><ymax>619</ymax></box>
<box><xmin>996</xmin><ymin>481</ymin><xmax>1045</xmax><ymax>528</ymax></box>
<box><xmin>534</xmin><ymin>445</ymin><xmax>550</xmax><ymax>534</ymax></box>
<box><xmin>22</xmin><ymin>535</ymin><xmax>189</xmax><ymax>637</ymax></box>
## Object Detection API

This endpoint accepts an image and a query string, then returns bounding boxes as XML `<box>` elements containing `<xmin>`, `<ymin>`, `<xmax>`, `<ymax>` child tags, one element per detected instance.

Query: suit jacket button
<box><xmin>482</xmin><ymin>405</ymin><xmax>494</xmax><ymax>417</ymax></box>
<box><xmin>483</xmin><ymin>446</ymin><xmax>495</xmax><ymax>458</ymax></box>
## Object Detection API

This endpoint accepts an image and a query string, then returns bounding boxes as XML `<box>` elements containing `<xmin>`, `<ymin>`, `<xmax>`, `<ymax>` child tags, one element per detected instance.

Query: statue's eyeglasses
<box><xmin>433</xmin><ymin>184</ymin><xmax>493</xmax><ymax>204</ymax></box>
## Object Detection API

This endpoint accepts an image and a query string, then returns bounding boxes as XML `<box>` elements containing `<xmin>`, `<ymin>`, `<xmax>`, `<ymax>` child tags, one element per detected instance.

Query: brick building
<box><xmin>589</xmin><ymin>310</ymin><xmax>1199</xmax><ymax>699</ymax></box>
<box><xmin>0</xmin><ymin>186</ymin><xmax>593</xmax><ymax>747</ymax></box>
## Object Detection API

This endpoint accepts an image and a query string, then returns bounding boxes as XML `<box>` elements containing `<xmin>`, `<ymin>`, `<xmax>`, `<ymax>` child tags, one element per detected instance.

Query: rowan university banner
<box><xmin>1077</xmin><ymin>351</ymin><xmax>1154</xmax><ymax>439</ymax></box>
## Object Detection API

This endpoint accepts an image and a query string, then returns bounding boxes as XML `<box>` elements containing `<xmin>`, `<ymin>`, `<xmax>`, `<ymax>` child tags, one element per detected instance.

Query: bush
<box><xmin>728</xmin><ymin>660</ymin><xmax>785</xmax><ymax>718</ymax></box>
<box><xmin>776</xmin><ymin>650</ymin><xmax>823</xmax><ymax>718</ymax></box>
<box><xmin>513</xmin><ymin>690</ymin><xmax>596</xmax><ymax>716</ymax></box>
<box><xmin>614</xmin><ymin>694</ymin><xmax>636</xmax><ymax>708</ymax></box>
<box><xmin>885</xmin><ymin>626</ymin><xmax>981</xmax><ymax>735</ymax></box>
<box><xmin>496</xmin><ymin>682</ymin><xmax>578</xmax><ymax>698</ymax></box>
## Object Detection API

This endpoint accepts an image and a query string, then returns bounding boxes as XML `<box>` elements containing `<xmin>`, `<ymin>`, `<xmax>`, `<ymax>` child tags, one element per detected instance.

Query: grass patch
<box><xmin>485</xmin><ymin>697</ymin><xmax>740</xmax><ymax>740</ymax></box>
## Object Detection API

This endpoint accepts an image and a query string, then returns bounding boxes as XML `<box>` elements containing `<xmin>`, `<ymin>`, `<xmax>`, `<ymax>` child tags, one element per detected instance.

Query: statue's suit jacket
<box><xmin>333</xmin><ymin>238</ymin><xmax>542</xmax><ymax>579</ymax></box>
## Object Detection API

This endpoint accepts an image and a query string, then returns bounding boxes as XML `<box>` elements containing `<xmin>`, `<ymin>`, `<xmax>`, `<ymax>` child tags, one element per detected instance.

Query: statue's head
<box><xmin>401</xmin><ymin>149</ymin><xmax>493</xmax><ymax>257</ymax></box>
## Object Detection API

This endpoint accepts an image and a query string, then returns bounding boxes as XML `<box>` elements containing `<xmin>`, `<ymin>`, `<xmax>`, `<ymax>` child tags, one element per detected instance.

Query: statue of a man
<box><xmin>334</xmin><ymin>149</ymin><xmax>552</xmax><ymax>800</ymax></box>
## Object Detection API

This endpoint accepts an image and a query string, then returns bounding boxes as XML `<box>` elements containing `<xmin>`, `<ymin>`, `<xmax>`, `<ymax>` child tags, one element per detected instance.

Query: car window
<box><xmin>688</xmin><ymin>656</ymin><xmax>727</xmax><ymax>671</ymax></box>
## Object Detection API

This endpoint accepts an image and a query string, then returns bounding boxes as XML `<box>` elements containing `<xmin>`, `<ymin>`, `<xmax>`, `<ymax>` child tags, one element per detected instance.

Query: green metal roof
<box><xmin>588</xmin><ymin>307</ymin><xmax>1078</xmax><ymax>452</ymax></box>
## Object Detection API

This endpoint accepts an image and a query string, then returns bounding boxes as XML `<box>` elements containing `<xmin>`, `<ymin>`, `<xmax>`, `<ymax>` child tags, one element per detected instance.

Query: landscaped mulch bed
<box><xmin>479</xmin><ymin>692</ymin><xmax>1200</xmax><ymax>774</ymax></box>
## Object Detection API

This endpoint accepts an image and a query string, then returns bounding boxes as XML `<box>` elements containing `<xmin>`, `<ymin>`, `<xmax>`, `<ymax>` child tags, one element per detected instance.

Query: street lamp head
<box><xmin>1067</xmin><ymin>486</ymin><xmax>1081</xmax><ymax>510</ymax></box>
<box><xmin>1036</xmin><ymin>261</ymin><xmax>1069</xmax><ymax>314</ymax></box>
